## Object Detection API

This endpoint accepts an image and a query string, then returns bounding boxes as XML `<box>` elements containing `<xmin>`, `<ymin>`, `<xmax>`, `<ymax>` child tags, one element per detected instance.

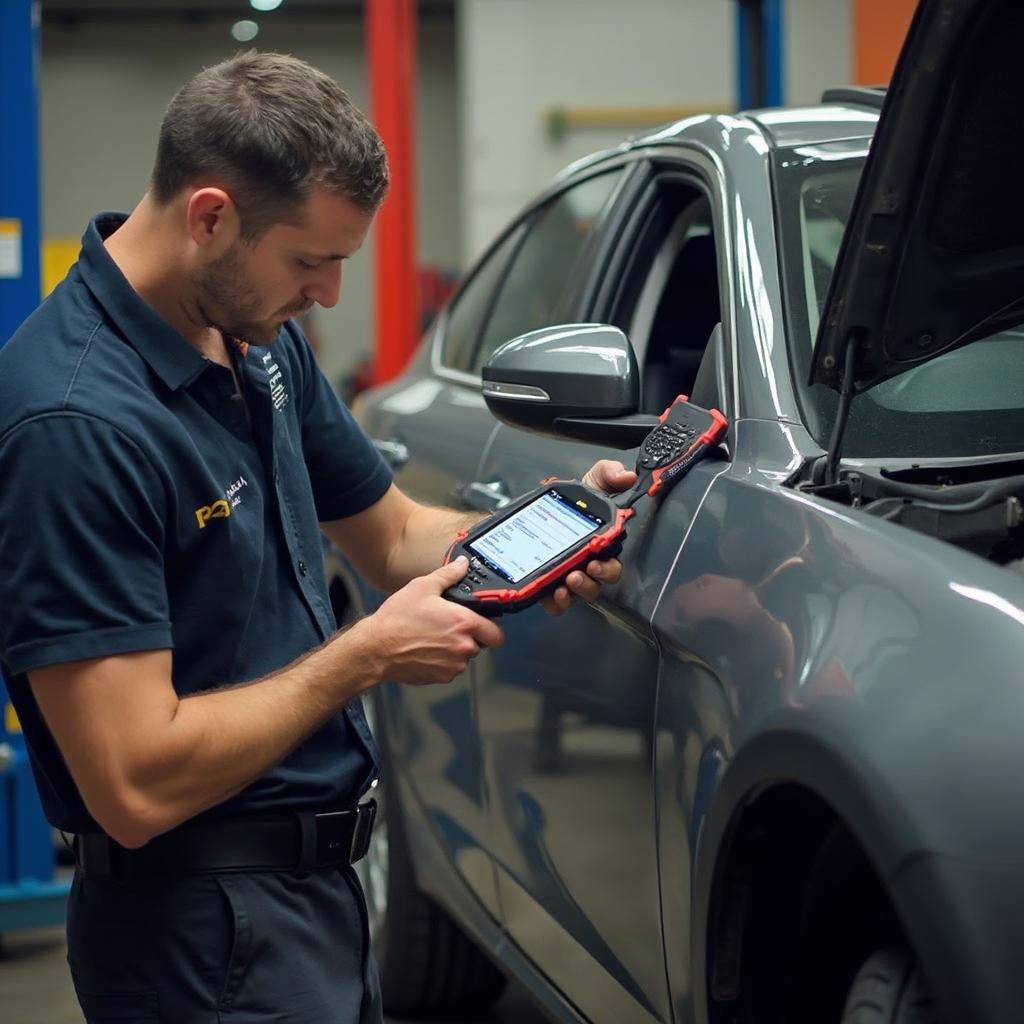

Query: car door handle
<box><xmin>372</xmin><ymin>438</ymin><xmax>410</xmax><ymax>471</ymax></box>
<box><xmin>460</xmin><ymin>480</ymin><xmax>511</xmax><ymax>512</ymax></box>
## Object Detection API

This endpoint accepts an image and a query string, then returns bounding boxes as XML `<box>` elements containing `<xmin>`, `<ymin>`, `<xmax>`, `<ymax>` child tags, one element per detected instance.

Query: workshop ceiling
<box><xmin>42</xmin><ymin>1</ymin><xmax>453</xmax><ymax>21</ymax></box>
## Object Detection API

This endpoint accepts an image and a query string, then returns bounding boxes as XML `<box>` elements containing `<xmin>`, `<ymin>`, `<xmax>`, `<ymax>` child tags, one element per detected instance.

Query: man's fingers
<box><xmin>470</xmin><ymin>615</ymin><xmax>505</xmax><ymax>649</ymax></box>
<box><xmin>566</xmin><ymin>571</ymin><xmax>600</xmax><ymax>602</ymax></box>
<box><xmin>590</xmin><ymin>557</ymin><xmax>622</xmax><ymax>585</ymax></box>
<box><xmin>431</xmin><ymin>555</ymin><xmax>469</xmax><ymax>589</ymax></box>
<box><xmin>540</xmin><ymin>587</ymin><xmax>572</xmax><ymax>615</ymax></box>
<box><xmin>582</xmin><ymin>459</ymin><xmax>638</xmax><ymax>493</ymax></box>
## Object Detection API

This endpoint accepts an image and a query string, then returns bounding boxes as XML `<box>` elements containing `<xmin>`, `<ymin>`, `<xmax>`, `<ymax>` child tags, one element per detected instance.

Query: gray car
<box><xmin>333</xmin><ymin>1</ymin><xmax>1024</xmax><ymax>1020</ymax></box>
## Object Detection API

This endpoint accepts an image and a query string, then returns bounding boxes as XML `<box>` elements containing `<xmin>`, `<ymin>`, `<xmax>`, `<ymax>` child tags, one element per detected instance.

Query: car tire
<box><xmin>360</xmin><ymin>694</ymin><xmax>508</xmax><ymax>1018</ymax></box>
<box><xmin>840</xmin><ymin>946</ymin><xmax>939</xmax><ymax>1024</ymax></box>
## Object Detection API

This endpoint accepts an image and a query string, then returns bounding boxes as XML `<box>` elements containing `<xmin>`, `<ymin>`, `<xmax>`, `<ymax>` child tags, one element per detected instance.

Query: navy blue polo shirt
<box><xmin>0</xmin><ymin>213</ymin><xmax>392</xmax><ymax>833</ymax></box>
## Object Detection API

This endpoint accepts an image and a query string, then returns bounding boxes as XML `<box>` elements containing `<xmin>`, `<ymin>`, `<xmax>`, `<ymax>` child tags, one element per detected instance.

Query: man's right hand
<box><xmin>26</xmin><ymin>560</ymin><xmax>500</xmax><ymax>849</ymax></box>
<box><xmin>357</xmin><ymin>556</ymin><xmax>505</xmax><ymax>686</ymax></box>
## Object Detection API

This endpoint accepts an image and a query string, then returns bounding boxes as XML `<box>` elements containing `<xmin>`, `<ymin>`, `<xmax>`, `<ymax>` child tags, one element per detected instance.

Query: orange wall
<box><xmin>853</xmin><ymin>0</ymin><xmax>918</xmax><ymax>85</ymax></box>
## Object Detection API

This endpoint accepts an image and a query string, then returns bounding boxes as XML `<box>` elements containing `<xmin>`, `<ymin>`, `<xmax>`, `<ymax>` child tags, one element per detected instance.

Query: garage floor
<box><xmin>0</xmin><ymin>926</ymin><xmax>548</xmax><ymax>1023</ymax></box>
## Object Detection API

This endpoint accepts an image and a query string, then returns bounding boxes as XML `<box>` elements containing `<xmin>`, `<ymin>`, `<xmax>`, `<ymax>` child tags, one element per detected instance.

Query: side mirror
<box><xmin>481</xmin><ymin>324</ymin><xmax>659</xmax><ymax>447</ymax></box>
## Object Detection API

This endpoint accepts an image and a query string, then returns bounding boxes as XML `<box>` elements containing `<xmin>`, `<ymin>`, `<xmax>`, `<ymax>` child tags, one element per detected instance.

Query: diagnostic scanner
<box><xmin>441</xmin><ymin>395</ymin><xmax>728</xmax><ymax>617</ymax></box>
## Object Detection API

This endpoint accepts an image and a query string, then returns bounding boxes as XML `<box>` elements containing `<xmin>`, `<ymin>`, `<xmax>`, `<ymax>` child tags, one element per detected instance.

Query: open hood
<box><xmin>811</xmin><ymin>0</ymin><xmax>1024</xmax><ymax>393</ymax></box>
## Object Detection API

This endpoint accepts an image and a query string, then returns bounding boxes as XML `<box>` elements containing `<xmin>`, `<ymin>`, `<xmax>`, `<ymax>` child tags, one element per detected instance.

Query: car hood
<box><xmin>811</xmin><ymin>0</ymin><xmax>1024</xmax><ymax>393</ymax></box>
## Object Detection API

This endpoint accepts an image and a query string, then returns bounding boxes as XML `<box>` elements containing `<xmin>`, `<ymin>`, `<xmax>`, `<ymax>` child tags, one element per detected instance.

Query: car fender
<box><xmin>690</xmin><ymin>705</ymin><xmax>1021</xmax><ymax>1024</ymax></box>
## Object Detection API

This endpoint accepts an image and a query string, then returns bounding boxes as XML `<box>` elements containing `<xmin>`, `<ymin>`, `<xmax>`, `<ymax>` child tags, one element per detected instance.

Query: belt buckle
<box><xmin>312</xmin><ymin>801</ymin><xmax>377</xmax><ymax>868</ymax></box>
<box><xmin>349</xmin><ymin>799</ymin><xmax>377</xmax><ymax>864</ymax></box>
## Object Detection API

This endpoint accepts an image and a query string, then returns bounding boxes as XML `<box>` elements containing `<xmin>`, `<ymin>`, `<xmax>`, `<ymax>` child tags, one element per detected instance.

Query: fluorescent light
<box><xmin>231</xmin><ymin>19</ymin><xmax>259</xmax><ymax>42</ymax></box>
<box><xmin>251</xmin><ymin>0</ymin><xmax>283</xmax><ymax>10</ymax></box>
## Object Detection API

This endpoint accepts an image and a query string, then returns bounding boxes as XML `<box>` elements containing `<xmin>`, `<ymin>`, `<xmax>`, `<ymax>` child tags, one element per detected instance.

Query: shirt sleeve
<box><xmin>286</xmin><ymin>324</ymin><xmax>393</xmax><ymax>521</ymax></box>
<box><xmin>0</xmin><ymin>412</ymin><xmax>173</xmax><ymax>674</ymax></box>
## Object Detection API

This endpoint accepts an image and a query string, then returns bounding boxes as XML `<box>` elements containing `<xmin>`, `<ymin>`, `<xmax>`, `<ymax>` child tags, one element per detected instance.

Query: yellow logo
<box><xmin>575</xmin><ymin>499</ymin><xmax>589</xmax><ymax>509</ymax></box>
<box><xmin>195</xmin><ymin>499</ymin><xmax>232</xmax><ymax>528</ymax></box>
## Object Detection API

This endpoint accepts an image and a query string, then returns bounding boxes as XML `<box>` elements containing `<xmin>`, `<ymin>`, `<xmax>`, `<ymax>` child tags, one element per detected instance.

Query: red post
<box><xmin>366</xmin><ymin>0</ymin><xmax>418</xmax><ymax>384</ymax></box>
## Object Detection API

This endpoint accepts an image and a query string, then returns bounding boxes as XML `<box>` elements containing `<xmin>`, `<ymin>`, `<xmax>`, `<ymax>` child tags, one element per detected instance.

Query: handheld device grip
<box><xmin>623</xmin><ymin>395</ymin><xmax>728</xmax><ymax>506</ymax></box>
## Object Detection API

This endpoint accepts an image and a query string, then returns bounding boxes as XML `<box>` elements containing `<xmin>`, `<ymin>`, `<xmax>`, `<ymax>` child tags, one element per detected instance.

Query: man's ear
<box><xmin>185</xmin><ymin>188</ymin><xmax>240</xmax><ymax>252</ymax></box>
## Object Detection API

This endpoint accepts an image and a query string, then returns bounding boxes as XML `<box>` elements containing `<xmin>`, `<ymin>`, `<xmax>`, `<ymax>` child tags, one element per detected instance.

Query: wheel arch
<box><xmin>690</xmin><ymin>725</ymin><xmax>969</xmax><ymax>1024</ymax></box>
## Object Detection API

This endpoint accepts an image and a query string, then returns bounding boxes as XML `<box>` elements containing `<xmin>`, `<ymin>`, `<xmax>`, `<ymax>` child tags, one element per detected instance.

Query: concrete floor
<box><xmin>0</xmin><ymin>926</ymin><xmax>549</xmax><ymax>1024</ymax></box>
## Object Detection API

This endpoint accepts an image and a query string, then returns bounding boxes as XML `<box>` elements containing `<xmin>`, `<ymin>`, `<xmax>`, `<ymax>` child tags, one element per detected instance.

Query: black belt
<box><xmin>74</xmin><ymin>800</ymin><xmax>377</xmax><ymax>879</ymax></box>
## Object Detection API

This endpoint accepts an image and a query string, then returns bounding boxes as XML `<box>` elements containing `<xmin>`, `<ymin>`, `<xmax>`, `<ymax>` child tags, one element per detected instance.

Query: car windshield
<box><xmin>774</xmin><ymin>141</ymin><xmax>1024</xmax><ymax>459</ymax></box>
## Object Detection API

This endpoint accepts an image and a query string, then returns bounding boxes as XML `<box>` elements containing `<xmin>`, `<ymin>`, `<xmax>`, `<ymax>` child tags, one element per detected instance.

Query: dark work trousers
<box><xmin>66</xmin><ymin>864</ymin><xmax>382</xmax><ymax>1023</ymax></box>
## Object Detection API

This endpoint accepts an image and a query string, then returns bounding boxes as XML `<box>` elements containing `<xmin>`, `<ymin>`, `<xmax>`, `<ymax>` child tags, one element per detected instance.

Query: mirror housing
<box><xmin>481</xmin><ymin>324</ymin><xmax>641</xmax><ymax>439</ymax></box>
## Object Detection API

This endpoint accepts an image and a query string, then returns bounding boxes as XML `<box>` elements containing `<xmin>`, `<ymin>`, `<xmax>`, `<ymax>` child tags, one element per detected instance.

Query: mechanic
<box><xmin>0</xmin><ymin>52</ymin><xmax>636</xmax><ymax>1024</ymax></box>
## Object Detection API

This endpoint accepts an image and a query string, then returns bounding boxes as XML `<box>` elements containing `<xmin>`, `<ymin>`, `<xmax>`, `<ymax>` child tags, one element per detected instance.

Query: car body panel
<box><xmin>472</xmin><ymin>423</ymin><xmax>697</xmax><ymax>1024</ymax></box>
<box><xmin>643</xmin><ymin>414</ymin><xmax>1024</xmax><ymax>1023</ymax></box>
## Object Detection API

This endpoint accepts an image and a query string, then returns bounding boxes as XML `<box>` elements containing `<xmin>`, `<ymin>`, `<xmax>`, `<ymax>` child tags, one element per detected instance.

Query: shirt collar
<box><xmin>76</xmin><ymin>213</ymin><xmax>209</xmax><ymax>391</ymax></box>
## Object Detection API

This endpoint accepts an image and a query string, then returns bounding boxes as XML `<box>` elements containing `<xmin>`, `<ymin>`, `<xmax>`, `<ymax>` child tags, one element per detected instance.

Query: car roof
<box><xmin>742</xmin><ymin>104</ymin><xmax>878</xmax><ymax>148</ymax></box>
<box><xmin>553</xmin><ymin>94</ymin><xmax>880</xmax><ymax>184</ymax></box>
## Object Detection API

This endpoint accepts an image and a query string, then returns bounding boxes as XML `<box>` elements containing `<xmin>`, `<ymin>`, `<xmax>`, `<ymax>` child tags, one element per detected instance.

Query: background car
<box><xmin>335</xmin><ymin>2</ymin><xmax>1024</xmax><ymax>1020</ymax></box>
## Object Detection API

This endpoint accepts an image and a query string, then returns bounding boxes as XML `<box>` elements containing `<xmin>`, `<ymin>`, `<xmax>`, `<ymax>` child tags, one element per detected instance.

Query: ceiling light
<box><xmin>231</xmin><ymin>19</ymin><xmax>259</xmax><ymax>42</ymax></box>
<box><xmin>251</xmin><ymin>0</ymin><xmax>284</xmax><ymax>11</ymax></box>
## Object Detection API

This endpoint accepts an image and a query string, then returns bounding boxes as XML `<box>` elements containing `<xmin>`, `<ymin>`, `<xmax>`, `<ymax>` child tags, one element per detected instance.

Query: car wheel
<box><xmin>357</xmin><ymin>692</ymin><xmax>507</xmax><ymax>1018</ymax></box>
<box><xmin>840</xmin><ymin>946</ymin><xmax>939</xmax><ymax>1024</ymax></box>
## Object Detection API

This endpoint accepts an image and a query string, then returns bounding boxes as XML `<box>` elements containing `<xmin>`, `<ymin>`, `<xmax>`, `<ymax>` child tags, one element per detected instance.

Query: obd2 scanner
<box><xmin>442</xmin><ymin>395</ymin><xmax>728</xmax><ymax>616</ymax></box>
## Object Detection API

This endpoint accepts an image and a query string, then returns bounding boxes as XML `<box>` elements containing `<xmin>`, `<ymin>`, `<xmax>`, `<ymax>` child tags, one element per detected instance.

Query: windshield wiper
<box><xmin>822</xmin><ymin>292</ymin><xmax>1024</xmax><ymax>487</ymax></box>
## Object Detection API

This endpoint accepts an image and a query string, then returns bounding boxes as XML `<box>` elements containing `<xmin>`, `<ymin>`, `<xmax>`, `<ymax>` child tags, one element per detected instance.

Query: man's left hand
<box><xmin>540</xmin><ymin>460</ymin><xmax>638</xmax><ymax>616</ymax></box>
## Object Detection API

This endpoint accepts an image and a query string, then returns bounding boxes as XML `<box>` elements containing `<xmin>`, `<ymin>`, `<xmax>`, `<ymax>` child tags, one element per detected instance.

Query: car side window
<box><xmin>439</xmin><ymin>225</ymin><xmax>525</xmax><ymax>373</ymax></box>
<box><xmin>472</xmin><ymin>169</ymin><xmax>625</xmax><ymax>371</ymax></box>
<box><xmin>609</xmin><ymin>181</ymin><xmax>725</xmax><ymax>414</ymax></box>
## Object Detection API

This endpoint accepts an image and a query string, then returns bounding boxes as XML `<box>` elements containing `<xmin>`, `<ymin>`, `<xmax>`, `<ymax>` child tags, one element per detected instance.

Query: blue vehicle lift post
<box><xmin>0</xmin><ymin>0</ymin><xmax>71</xmax><ymax>933</ymax></box>
<box><xmin>736</xmin><ymin>0</ymin><xmax>785</xmax><ymax>109</ymax></box>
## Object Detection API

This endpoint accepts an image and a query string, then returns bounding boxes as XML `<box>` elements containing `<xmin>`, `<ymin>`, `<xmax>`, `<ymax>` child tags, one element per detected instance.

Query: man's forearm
<box><xmin>108</xmin><ymin>620</ymin><xmax>382</xmax><ymax>846</ymax></box>
<box><xmin>383</xmin><ymin>504</ymin><xmax>485</xmax><ymax>590</ymax></box>
<box><xmin>132</xmin><ymin>539</ymin><xmax>496</xmax><ymax>839</ymax></box>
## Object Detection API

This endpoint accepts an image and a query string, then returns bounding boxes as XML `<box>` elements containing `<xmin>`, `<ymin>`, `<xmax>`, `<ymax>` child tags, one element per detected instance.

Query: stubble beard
<box><xmin>194</xmin><ymin>243</ymin><xmax>280</xmax><ymax>347</ymax></box>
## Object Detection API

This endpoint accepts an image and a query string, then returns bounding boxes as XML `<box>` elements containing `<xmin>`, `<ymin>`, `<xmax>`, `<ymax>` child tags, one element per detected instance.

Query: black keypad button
<box><xmin>639</xmin><ymin>423</ymin><xmax>698</xmax><ymax>469</ymax></box>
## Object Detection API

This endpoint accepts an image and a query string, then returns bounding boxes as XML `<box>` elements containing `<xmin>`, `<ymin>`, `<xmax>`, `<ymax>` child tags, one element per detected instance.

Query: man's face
<box><xmin>192</xmin><ymin>187</ymin><xmax>374</xmax><ymax>346</ymax></box>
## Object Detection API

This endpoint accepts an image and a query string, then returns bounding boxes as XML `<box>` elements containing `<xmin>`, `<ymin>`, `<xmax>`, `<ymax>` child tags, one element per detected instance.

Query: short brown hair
<box><xmin>151</xmin><ymin>51</ymin><xmax>389</xmax><ymax>240</ymax></box>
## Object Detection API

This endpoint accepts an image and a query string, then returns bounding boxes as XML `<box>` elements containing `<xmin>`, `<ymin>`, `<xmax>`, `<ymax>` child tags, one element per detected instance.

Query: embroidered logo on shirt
<box><xmin>261</xmin><ymin>351</ymin><xmax>289</xmax><ymax>411</ymax></box>
<box><xmin>225</xmin><ymin>475</ymin><xmax>248</xmax><ymax>509</ymax></box>
<box><xmin>195</xmin><ymin>476</ymin><xmax>248</xmax><ymax>528</ymax></box>
<box><xmin>195</xmin><ymin>499</ymin><xmax>231</xmax><ymax>528</ymax></box>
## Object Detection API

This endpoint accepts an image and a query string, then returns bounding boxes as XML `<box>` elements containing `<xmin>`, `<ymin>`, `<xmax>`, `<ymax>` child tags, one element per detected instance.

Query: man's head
<box><xmin>152</xmin><ymin>50</ymin><xmax>388</xmax><ymax>240</ymax></box>
<box><xmin>149</xmin><ymin>52</ymin><xmax>388</xmax><ymax>345</ymax></box>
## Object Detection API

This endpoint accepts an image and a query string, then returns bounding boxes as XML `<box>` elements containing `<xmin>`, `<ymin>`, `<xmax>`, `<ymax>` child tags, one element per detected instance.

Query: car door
<box><xmin>470</xmin><ymin>161</ymin><xmax>733</xmax><ymax>1022</ymax></box>
<box><xmin>359</xmin><ymin>165</ymin><xmax>637</xmax><ymax>922</ymax></box>
<box><xmin>356</xmin><ymin>225</ymin><xmax>528</xmax><ymax>919</ymax></box>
